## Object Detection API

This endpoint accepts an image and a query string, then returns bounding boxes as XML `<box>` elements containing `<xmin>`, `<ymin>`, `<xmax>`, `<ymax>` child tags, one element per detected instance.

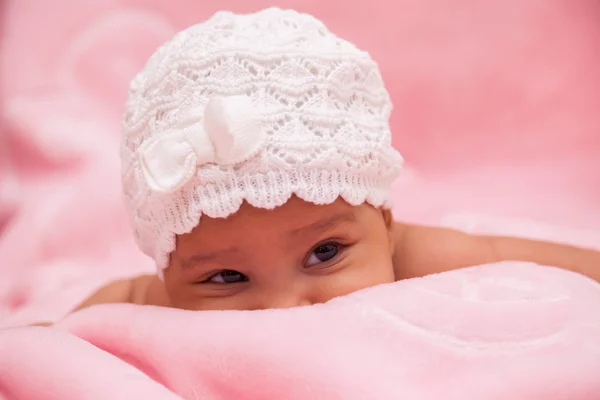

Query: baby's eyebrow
<box><xmin>288</xmin><ymin>211</ymin><xmax>357</xmax><ymax>238</ymax></box>
<box><xmin>179</xmin><ymin>247</ymin><xmax>242</xmax><ymax>270</ymax></box>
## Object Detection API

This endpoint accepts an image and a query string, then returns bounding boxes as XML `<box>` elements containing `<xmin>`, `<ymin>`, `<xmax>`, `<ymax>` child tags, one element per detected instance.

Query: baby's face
<box><xmin>163</xmin><ymin>196</ymin><xmax>396</xmax><ymax>310</ymax></box>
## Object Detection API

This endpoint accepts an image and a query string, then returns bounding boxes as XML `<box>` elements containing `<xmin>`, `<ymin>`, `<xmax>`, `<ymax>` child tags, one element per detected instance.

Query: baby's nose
<box><xmin>263</xmin><ymin>293</ymin><xmax>312</xmax><ymax>309</ymax></box>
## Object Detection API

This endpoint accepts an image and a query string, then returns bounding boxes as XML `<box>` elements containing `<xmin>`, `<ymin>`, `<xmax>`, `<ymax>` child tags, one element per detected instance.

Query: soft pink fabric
<box><xmin>1</xmin><ymin>263</ymin><xmax>600</xmax><ymax>399</ymax></box>
<box><xmin>1</xmin><ymin>1</ymin><xmax>600</xmax><ymax>399</ymax></box>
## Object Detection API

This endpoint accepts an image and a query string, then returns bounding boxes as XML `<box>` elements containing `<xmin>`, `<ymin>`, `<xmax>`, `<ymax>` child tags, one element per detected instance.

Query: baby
<box><xmin>72</xmin><ymin>8</ymin><xmax>599</xmax><ymax>313</ymax></box>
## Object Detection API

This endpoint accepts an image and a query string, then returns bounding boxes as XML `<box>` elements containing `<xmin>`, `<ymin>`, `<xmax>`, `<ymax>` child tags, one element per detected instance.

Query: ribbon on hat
<box><xmin>139</xmin><ymin>95</ymin><xmax>265</xmax><ymax>193</ymax></box>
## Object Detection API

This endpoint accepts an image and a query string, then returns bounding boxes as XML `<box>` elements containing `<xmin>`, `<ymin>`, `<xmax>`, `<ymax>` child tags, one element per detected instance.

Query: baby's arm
<box><xmin>393</xmin><ymin>223</ymin><xmax>600</xmax><ymax>282</ymax></box>
<box><xmin>71</xmin><ymin>274</ymin><xmax>166</xmax><ymax>312</ymax></box>
<box><xmin>31</xmin><ymin>275</ymin><xmax>160</xmax><ymax>325</ymax></box>
<box><xmin>29</xmin><ymin>278</ymin><xmax>135</xmax><ymax>326</ymax></box>
<box><xmin>71</xmin><ymin>278</ymin><xmax>135</xmax><ymax>312</ymax></box>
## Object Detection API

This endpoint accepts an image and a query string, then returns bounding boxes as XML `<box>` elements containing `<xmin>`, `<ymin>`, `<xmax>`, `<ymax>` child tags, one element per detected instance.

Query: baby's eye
<box><xmin>306</xmin><ymin>243</ymin><xmax>340</xmax><ymax>267</ymax></box>
<box><xmin>206</xmin><ymin>270</ymin><xmax>248</xmax><ymax>284</ymax></box>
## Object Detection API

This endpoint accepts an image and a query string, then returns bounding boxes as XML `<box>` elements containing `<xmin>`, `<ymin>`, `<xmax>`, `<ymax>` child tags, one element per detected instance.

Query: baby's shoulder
<box><xmin>72</xmin><ymin>277</ymin><xmax>135</xmax><ymax>311</ymax></box>
<box><xmin>135</xmin><ymin>274</ymin><xmax>170</xmax><ymax>307</ymax></box>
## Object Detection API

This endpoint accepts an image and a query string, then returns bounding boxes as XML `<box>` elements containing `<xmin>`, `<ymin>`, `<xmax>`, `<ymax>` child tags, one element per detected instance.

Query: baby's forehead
<box><xmin>173</xmin><ymin>198</ymin><xmax>383</xmax><ymax>270</ymax></box>
<box><xmin>177</xmin><ymin>198</ymin><xmax>377</xmax><ymax>245</ymax></box>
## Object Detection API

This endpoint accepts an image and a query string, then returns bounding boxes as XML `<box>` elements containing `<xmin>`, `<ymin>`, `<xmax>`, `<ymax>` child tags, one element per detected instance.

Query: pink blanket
<box><xmin>2</xmin><ymin>0</ymin><xmax>600</xmax><ymax>399</ymax></box>
<box><xmin>0</xmin><ymin>262</ymin><xmax>599</xmax><ymax>400</ymax></box>
<box><xmin>1</xmin><ymin>261</ymin><xmax>600</xmax><ymax>399</ymax></box>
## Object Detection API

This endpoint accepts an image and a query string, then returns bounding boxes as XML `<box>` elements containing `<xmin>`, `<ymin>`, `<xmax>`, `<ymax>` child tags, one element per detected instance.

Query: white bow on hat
<box><xmin>138</xmin><ymin>95</ymin><xmax>265</xmax><ymax>193</ymax></box>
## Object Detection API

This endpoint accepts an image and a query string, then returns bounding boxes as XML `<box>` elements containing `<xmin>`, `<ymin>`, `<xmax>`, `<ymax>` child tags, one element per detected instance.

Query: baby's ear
<box><xmin>380</xmin><ymin>208</ymin><xmax>398</xmax><ymax>257</ymax></box>
<box><xmin>381</xmin><ymin>209</ymin><xmax>394</xmax><ymax>230</ymax></box>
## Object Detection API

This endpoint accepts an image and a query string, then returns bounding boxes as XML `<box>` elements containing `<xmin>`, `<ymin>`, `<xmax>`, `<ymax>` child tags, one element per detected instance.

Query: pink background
<box><xmin>0</xmin><ymin>0</ymin><xmax>599</xmax><ymax>283</ymax></box>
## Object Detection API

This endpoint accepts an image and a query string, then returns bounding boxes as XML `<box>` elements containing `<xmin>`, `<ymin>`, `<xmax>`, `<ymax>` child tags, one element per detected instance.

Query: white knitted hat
<box><xmin>121</xmin><ymin>8</ymin><xmax>404</xmax><ymax>272</ymax></box>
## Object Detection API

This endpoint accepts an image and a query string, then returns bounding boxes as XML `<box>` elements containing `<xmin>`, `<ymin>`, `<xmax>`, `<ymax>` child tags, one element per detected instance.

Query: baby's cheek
<box><xmin>320</xmin><ymin>259</ymin><xmax>395</xmax><ymax>301</ymax></box>
<box><xmin>361</xmin><ymin>259</ymin><xmax>396</xmax><ymax>287</ymax></box>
